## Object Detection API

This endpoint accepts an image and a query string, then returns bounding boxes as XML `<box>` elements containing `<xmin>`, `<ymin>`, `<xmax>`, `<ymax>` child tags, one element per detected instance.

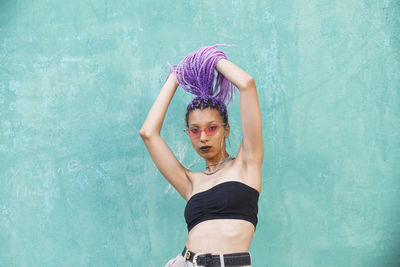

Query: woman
<box><xmin>139</xmin><ymin>44</ymin><xmax>263</xmax><ymax>267</ymax></box>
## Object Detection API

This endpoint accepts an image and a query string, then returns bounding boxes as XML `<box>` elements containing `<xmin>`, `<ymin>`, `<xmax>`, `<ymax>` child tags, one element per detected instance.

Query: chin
<box><xmin>197</xmin><ymin>151</ymin><xmax>211</xmax><ymax>158</ymax></box>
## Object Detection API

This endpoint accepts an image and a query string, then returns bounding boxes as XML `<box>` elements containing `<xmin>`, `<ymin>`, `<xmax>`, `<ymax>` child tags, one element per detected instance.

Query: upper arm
<box><xmin>140</xmin><ymin>133</ymin><xmax>192</xmax><ymax>200</ymax></box>
<box><xmin>238</xmin><ymin>78</ymin><xmax>264</xmax><ymax>164</ymax></box>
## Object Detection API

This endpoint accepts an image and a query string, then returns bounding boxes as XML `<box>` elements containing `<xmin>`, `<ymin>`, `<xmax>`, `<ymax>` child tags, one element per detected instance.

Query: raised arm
<box><xmin>216</xmin><ymin>59</ymin><xmax>264</xmax><ymax>165</ymax></box>
<box><xmin>139</xmin><ymin>73</ymin><xmax>192</xmax><ymax>200</ymax></box>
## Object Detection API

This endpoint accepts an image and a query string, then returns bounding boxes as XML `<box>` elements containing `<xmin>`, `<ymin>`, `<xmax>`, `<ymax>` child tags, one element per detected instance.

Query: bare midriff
<box><xmin>184</xmin><ymin>218</ymin><xmax>255</xmax><ymax>254</ymax></box>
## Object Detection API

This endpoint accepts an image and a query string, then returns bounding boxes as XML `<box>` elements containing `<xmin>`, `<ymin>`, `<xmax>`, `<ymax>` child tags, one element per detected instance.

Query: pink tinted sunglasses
<box><xmin>183</xmin><ymin>122</ymin><xmax>226</xmax><ymax>138</ymax></box>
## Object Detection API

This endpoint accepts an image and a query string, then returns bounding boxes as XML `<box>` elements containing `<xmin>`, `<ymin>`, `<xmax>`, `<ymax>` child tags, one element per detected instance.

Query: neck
<box><xmin>205</xmin><ymin>151</ymin><xmax>230</xmax><ymax>172</ymax></box>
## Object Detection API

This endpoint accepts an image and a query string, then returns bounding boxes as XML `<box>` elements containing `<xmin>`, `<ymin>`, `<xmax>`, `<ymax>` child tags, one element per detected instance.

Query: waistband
<box><xmin>181</xmin><ymin>246</ymin><xmax>251</xmax><ymax>267</ymax></box>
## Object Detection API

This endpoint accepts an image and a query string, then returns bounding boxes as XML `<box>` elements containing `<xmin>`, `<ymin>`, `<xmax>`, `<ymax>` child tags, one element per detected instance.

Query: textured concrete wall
<box><xmin>1</xmin><ymin>0</ymin><xmax>399</xmax><ymax>266</ymax></box>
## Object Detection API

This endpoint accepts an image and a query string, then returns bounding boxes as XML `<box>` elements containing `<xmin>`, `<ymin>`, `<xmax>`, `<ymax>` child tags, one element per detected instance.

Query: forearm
<box><xmin>139</xmin><ymin>73</ymin><xmax>179</xmax><ymax>137</ymax></box>
<box><xmin>215</xmin><ymin>58</ymin><xmax>254</xmax><ymax>91</ymax></box>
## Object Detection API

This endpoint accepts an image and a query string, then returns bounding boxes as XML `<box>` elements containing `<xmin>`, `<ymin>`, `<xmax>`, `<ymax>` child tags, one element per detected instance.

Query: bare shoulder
<box><xmin>185</xmin><ymin>170</ymin><xmax>205</xmax><ymax>201</ymax></box>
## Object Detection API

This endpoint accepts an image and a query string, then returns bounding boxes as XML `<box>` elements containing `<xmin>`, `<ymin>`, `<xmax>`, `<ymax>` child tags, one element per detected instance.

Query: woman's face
<box><xmin>186</xmin><ymin>108</ymin><xmax>230</xmax><ymax>159</ymax></box>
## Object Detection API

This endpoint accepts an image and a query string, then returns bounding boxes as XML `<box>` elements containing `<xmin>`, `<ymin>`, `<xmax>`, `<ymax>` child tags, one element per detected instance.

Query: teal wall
<box><xmin>1</xmin><ymin>0</ymin><xmax>399</xmax><ymax>266</ymax></box>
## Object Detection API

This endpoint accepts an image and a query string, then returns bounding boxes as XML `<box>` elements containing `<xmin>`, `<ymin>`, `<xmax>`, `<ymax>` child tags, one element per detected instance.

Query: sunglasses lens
<box><xmin>205</xmin><ymin>126</ymin><xmax>218</xmax><ymax>135</ymax></box>
<box><xmin>189</xmin><ymin>129</ymin><xmax>200</xmax><ymax>138</ymax></box>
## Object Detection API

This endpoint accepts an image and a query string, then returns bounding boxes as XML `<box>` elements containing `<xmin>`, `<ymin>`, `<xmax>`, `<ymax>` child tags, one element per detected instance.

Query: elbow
<box><xmin>139</xmin><ymin>128</ymin><xmax>158</xmax><ymax>139</ymax></box>
<box><xmin>244</xmin><ymin>76</ymin><xmax>256</xmax><ymax>89</ymax></box>
<box><xmin>139</xmin><ymin>128</ymin><xmax>149</xmax><ymax>139</ymax></box>
<box><xmin>239</xmin><ymin>76</ymin><xmax>256</xmax><ymax>91</ymax></box>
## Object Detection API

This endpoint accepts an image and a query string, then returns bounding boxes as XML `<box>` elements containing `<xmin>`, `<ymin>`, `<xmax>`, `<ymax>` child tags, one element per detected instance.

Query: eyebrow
<box><xmin>189</xmin><ymin>120</ymin><xmax>220</xmax><ymax>127</ymax></box>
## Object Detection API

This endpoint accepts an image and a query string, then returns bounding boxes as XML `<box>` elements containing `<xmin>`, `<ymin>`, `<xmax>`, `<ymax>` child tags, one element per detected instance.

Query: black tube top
<box><xmin>184</xmin><ymin>181</ymin><xmax>259</xmax><ymax>232</ymax></box>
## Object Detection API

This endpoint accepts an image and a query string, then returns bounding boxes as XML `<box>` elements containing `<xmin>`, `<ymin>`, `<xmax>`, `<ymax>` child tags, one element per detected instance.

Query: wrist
<box><xmin>168</xmin><ymin>72</ymin><xmax>179</xmax><ymax>87</ymax></box>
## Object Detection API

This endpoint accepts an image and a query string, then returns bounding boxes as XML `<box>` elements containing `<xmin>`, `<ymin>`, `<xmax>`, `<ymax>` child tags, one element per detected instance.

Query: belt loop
<box><xmin>248</xmin><ymin>251</ymin><xmax>252</xmax><ymax>265</ymax></box>
<box><xmin>219</xmin><ymin>254</ymin><xmax>225</xmax><ymax>267</ymax></box>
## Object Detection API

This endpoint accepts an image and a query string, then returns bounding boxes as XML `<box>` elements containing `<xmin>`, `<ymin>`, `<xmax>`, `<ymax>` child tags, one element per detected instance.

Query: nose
<box><xmin>199</xmin><ymin>130</ymin><xmax>208</xmax><ymax>142</ymax></box>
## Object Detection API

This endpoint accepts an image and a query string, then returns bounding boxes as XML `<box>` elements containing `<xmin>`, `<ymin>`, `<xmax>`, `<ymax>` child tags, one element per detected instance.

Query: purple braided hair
<box><xmin>167</xmin><ymin>44</ymin><xmax>238</xmax><ymax>127</ymax></box>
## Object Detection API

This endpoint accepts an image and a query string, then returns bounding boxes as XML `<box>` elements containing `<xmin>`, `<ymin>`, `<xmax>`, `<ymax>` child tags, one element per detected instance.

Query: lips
<box><xmin>200</xmin><ymin>146</ymin><xmax>211</xmax><ymax>153</ymax></box>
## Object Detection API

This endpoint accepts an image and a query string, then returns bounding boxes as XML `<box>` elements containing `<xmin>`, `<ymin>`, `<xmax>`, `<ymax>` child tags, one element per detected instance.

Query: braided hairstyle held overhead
<box><xmin>167</xmin><ymin>44</ymin><xmax>238</xmax><ymax>127</ymax></box>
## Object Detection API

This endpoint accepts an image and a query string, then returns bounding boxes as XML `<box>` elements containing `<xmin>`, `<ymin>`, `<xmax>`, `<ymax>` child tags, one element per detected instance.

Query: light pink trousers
<box><xmin>164</xmin><ymin>253</ymin><xmax>194</xmax><ymax>267</ymax></box>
